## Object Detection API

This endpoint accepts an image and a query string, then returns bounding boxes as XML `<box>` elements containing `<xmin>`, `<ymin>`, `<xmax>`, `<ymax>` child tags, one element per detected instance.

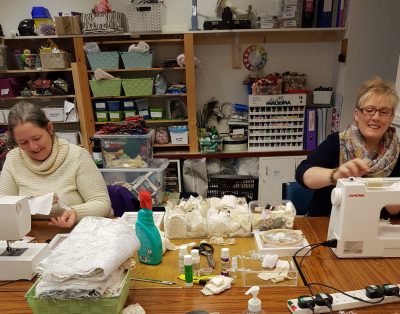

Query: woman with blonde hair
<box><xmin>296</xmin><ymin>77</ymin><xmax>400</xmax><ymax>216</ymax></box>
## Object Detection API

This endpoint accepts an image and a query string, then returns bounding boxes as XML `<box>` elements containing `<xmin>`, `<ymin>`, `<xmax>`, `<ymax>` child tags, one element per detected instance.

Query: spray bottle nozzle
<box><xmin>245</xmin><ymin>286</ymin><xmax>261</xmax><ymax>312</ymax></box>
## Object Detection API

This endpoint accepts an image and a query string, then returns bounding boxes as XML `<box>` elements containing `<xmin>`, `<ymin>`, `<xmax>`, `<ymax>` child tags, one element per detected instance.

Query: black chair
<box><xmin>282</xmin><ymin>182</ymin><xmax>314</xmax><ymax>215</ymax></box>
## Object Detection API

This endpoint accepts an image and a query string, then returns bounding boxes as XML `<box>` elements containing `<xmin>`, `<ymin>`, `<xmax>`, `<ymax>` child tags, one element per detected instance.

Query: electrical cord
<box><xmin>308</xmin><ymin>282</ymin><xmax>385</xmax><ymax>305</ymax></box>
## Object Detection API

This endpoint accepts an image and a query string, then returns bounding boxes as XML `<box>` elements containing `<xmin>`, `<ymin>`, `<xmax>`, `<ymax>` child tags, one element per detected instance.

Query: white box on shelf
<box><xmin>43</xmin><ymin>107</ymin><xmax>64</xmax><ymax>122</ymax></box>
<box><xmin>313</xmin><ymin>90</ymin><xmax>332</xmax><ymax>105</ymax></box>
<box><xmin>55</xmin><ymin>131</ymin><xmax>80</xmax><ymax>145</ymax></box>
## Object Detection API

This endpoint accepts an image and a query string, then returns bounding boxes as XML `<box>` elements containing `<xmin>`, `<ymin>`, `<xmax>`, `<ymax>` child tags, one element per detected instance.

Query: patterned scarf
<box><xmin>339</xmin><ymin>121</ymin><xmax>399</xmax><ymax>177</ymax></box>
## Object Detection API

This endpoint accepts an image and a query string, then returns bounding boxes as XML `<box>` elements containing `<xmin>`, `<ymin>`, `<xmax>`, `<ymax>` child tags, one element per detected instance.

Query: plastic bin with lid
<box><xmin>94</xmin><ymin>129</ymin><xmax>154</xmax><ymax>168</ymax></box>
<box><xmin>100</xmin><ymin>158</ymin><xmax>169</xmax><ymax>206</ymax></box>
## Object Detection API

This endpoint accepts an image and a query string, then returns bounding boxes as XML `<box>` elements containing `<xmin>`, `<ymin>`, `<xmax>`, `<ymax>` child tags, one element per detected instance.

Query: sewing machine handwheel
<box><xmin>331</xmin><ymin>188</ymin><xmax>342</xmax><ymax>207</ymax></box>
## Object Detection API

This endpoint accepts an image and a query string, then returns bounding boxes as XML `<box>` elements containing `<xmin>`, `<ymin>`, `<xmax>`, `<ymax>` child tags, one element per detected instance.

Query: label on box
<box><xmin>1</xmin><ymin>88</ymin><xmax>9</xmax><ymax>96</ymax></box>
<box><xmin>95</xmin><ymin>102</ymin><xmax>106</xmax><ymax>109</ymax></box>
<box><xmin>139</xmin><ymin>109</ymin><xmax>149</xmax><ymax>116</ymax></box>
<box><xmin>151</xmin><ymin>111</ymin><xmax>162</xmax><ymax>118</ymax></box>
<box><xmin>96</xmin><ymin>112</ymin><xmax>107</xmax><ymax>118</ymax></box>
<box><xmin>123</xmin><ymin>101</ymin><xmax>134</xmax><ymax>108</ymax></box>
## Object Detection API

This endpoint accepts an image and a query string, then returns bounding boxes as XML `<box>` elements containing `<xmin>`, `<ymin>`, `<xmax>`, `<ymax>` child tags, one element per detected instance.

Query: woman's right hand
<box><xmin>333</xmin><ymin>158</ymin><xmax>370</xmax><ymax>181</ymax></box>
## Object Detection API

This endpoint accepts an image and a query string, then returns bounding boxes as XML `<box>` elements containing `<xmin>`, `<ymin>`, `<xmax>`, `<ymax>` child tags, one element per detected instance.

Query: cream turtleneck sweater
<box><xmin>0</xmin><ymin>137</ymin><xmax>111</xmax><ymax>220</ymax></box>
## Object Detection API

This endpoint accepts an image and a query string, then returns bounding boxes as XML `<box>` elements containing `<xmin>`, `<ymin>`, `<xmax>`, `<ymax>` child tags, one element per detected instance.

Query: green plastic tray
<box><xmin>25</xmin><ymin>271</ymin><xmax>130</xmax><ymax>314</ymax></box>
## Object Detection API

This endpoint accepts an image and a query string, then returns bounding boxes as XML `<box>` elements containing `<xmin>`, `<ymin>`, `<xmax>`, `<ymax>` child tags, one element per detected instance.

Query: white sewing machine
<box><xmin>328</xmin><ymin>177</ymin><xmax>400</xmax><ymax>258</ymax></box>
<box><xmin>0</xmin><ymin>196</ymin><xmax>49</xmax><ymax>280</ymax></box>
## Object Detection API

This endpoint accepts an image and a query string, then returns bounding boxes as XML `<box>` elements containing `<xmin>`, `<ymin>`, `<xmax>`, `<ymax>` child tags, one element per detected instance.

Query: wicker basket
<box><xmin>122</xmin><ymin>78</ymin><xmax>153</xmax><ymax>96</ymax></box>
<box><xmin>90</xmin><ymin>79</ymin><xmax>122</xmax><ymax>97</ymax></box>
<box><xmin>15</xmin><ymin>53</ymin><xmax>41</xmax><ymax>70</ymax></box>
<box><xmin>207</xmin><ymin>175</ymin><xmax>259</xmax><ymax>203</ymax></box>
<box><xmin>25</xmin><ymin>271</ymin><xmax>130</xmax><ymax>314</ymax></box>
<box><xmin>87</xmin><ymin>51</ymin><xmax>120</xmax><ymax>70</ymax></box>
<box><xmin>120</xmin><ymin>51</ymin><xmax>153</xmax><ymax>69</ymax></box>
<box><xmin>126</xmin><ymin>3</ymin><xmax>165</xmax><ymax>32</ymax></box>
<box><xmin>40</xmin><ymin>52</ymin><xmax>71</xmax><ymax>69</ymax></box>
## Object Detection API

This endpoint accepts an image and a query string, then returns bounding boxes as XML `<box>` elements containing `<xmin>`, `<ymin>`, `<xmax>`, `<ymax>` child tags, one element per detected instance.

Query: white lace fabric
<box><xmin>35</xmin><ymin>217</ymin><xmax>140</xmax><ymax>298</ymax></box>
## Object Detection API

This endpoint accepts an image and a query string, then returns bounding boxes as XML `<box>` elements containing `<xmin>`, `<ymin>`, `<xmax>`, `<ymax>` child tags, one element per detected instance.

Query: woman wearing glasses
<box><xmin>296</xmin><ymin>77</ymin><xmax>400</xmax><ymax>216</ymax></box>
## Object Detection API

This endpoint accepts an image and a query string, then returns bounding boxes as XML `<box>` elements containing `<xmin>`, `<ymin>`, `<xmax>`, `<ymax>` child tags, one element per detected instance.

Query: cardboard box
<box><xmin>55</xmin><ymin>16</ymin><xmax>81</xmax><ymax>35</ymax></box>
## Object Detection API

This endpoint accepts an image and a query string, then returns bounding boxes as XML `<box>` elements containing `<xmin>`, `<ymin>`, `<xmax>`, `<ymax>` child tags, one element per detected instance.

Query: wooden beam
<box><xmin>184</xmin><ymin>33</ymin><xmax>198</xmax><ymax>153</ymax></box>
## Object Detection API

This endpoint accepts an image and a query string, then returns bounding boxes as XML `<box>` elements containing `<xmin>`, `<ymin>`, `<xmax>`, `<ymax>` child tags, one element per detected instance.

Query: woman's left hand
<box><xmin>49</xmin><ymin>209</ymin><xmax>77</xmax><ymax>228</ymax></box>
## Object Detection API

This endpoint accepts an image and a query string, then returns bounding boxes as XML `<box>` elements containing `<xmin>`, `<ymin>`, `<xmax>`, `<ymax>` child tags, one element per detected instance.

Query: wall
<box><xmin>1</xmin><ymin>0</ymin><xmax>400</xmax><ymax>131</ymax></box>
<box><xmin>337</xmin><ymin>0</ymin><xmax>400</xmax><ymax>130</ymax></box>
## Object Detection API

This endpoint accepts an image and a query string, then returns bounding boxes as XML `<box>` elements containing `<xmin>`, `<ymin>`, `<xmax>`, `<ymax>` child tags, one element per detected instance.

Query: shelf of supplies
<box><xmin>0</xmin><ymin>68</ymin><xmax>73</xmax><ymax>74</ymax></box>
<box><xmin>91</xmin><ymin>94</ymin><xmax>186</xmax><ymax>100</ymax></box>
<box><xmin>87</xmin><ymin>67</ymin><xmax>184</xmax><ymax>73</ymax></box>
<box><xmin>94</xmin><ymin>119</ymin><xmax>188</xmax><ymax>125</ymax></box>
<box><xmin>0</xmin><ymin>121</ymin><xmax>79</xmax><ymax>126</ymax></box>
<box><xmin>154</xmin><ymin>150</ymin><xmax>311</xmax><ymax>159</ymax></box>
<box><xmin>0</xmin><ymin>95</ymin><xmax>76</xmax><ymax>100</ymax></box>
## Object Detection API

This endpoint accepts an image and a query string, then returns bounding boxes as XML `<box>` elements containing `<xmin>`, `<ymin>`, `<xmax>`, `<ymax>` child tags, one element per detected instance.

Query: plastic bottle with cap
<box><xmin>220</xmin><ymin>247</ymin><xmax>230</xmax><ymax>276</ymax></box>
<box><xmin>242</xmin><ymin>286</ymin><xmax>266</xmax><ymax>314</ymax></box>
<box><xmin>191</xmin><ymin>248</ymin><xmax>200</xmax><ymax>276</ymax></box>
<box><xmin>179</xmin><ymin>245</ymin><xmax>188</xmax><ymax>275</ymax></box>
<box><xmin>184</xmin><ymin>254</ymin><xmax>193</xmax><ymax>287</ymax></box>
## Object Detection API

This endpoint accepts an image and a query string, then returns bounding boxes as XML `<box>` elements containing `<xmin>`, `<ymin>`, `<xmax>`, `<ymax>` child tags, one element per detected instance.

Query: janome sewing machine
<box><xmin>328</xmin><ymin>177</ymin><xmax>400</xmax><ymax>258</ymax></box>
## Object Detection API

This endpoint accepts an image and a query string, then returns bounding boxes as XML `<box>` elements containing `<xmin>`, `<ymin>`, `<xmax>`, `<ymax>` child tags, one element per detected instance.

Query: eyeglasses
<box><xmin>357</xmin><ymin>107</ymin><xmax>394</xmax><ymax>117</ymax></box>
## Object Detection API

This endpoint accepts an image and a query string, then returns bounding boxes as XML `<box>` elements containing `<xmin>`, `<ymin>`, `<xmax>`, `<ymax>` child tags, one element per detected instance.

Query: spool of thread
<box><xmin>366</xmin><ymin>178</ymin><xmax>384</xmax><ymax>187</ymax></box>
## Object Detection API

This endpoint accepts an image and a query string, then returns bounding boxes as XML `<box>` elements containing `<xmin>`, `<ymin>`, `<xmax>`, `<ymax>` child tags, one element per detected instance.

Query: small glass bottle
<box><xmin>178</xmin><ymin>245</ymin><xmax>188</xmax><ymax>275</ymax></box>
<box><xmin>191</xmin><ymin>248</ymin><xmax>200</xmax><ymax>276</ymax></box>
<box><xmin>220</xmin><ymin>247</ymin><xmax>230</xmax><ymax>276</ymax></box>
<box><xmin>230</xmin><ymin>255</ymin><xmax>238</xmax><ymax>278</ymax></box>
<box><xmin>184</xmin><ymin>254</ymin><xmax>193</xmax><ymax>287</ymax></box>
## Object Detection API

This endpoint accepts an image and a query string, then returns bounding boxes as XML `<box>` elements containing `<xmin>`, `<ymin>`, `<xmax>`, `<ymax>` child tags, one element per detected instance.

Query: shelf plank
<box><xmin>0</xmin><ymin>95</ymin><xmax>76</xmax><ymax>100</ymax></box>
<box><xmin>153</xmin><ymin>144</ymin><xmax>190</xmax><ymax>148</ymax></box>
<box><xmin>94</xmin><ymin>39</ymin><xmax>184</xmax><ymax>45</ymax></box>
<box><xmin>0</xmin><ymin>68</ymin><xmax>72</xmax><ymax>74</ymax></box>
<box><xmin>91</xmin><ymin>94</ymin><xmax>186</xmax><ymax>100</ymax></box>
<box><xmin>95</xmin><ymin>119</ymin><xmax>188</xmax><ymax>125</ymax></box>
<box><xmin>87</xmin><ymin>67</ymin><xmax>185</xmax><ymax>73</ymax></box>
<box><xmin>194</xmin><ymin>28</ymin><xmax>346</xmax><ymax>44</ymax></box>
<box><xmin>154</xmin><ymin>150</ymin><xmax>311</xmax><ymax>159</ymax></box>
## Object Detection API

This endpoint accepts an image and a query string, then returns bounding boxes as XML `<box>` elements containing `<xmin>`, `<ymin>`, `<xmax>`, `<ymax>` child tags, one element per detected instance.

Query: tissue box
<box><xmin>55</xmin><ymin>16</ymin><xmax>82</xmax><ymax>35</ymax></box>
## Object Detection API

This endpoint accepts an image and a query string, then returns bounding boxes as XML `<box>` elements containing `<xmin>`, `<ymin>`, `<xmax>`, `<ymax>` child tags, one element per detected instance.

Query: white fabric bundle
<box><xmin>35</xmin><ymin>217</ymin><xmax>139</xmax><ymax>298</ymax></box>
<box><xmin>201</xmin><ymin>275</ymin><xmax>234</xmax><ymax>295</ymax></box>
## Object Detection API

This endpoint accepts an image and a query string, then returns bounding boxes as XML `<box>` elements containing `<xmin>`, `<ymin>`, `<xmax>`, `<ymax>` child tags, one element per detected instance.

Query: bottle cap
<box><xmin>245</xmin><ymin>286</ymin><xmax>261</xmax><ymax>312</ymax></box>
<box><xmin>179</xmin><ymin>245</ymin><xmax>188</xmax><ymax>255</ymax></box>
<box><xmin>184</xmin><ymin>254</ymin><xmax>192</xmax><ymax>266</ymax></box>
<box><xmin>221</xmin><ymin>247</ymin><xmax>230</xmax><ymax>258</ymax></box>
<box><xmin>139</xmin><ymin>191</ymin><xmax>152</xmax><ymax>210</ymax></box>
<box><xmin>191</xmin><ymin>248</ymin><xmax>199</xmax><ymax>259</ymax></box>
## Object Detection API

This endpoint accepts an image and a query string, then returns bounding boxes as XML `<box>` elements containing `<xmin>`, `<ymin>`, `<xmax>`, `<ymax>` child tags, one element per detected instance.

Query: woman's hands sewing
<box><xmin>332</xmin><ymin>158</ymin><xmax>370</xmax><ymax>182</ymax></box>
<box><xmin>49</xmin><ymin>209</ymin><xmax>77</xmax><ymax>228</ymax></box>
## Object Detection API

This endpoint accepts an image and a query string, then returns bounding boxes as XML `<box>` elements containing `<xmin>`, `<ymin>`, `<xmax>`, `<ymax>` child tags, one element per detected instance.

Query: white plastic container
<box><xmin>55</xmin><ymin>131</ymin><xmax>80</xmax><ymax>145</ymax></box>
<box><xmin>43</xmin><ymin>107</ymin><xmax>64</xmax><ymax>122</ymax></box>
<box><xmin>168</xmin><ymin>126</ymin><xmax>188</xmax><ymax>145</ymax></box>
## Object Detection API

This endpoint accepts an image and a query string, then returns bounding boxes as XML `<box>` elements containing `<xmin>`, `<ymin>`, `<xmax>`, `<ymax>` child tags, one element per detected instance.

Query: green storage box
<box><xmin>25</xmin><ymin>271</ymin><xmax>130</xmax><ymax>314</ymax></box>
<box><xmin>87</xmin><ymin>51</ymin><xmax>120</xmax><ymax>70</ymax></box>
<box><xmin>90</xmin><ymin>79</ymin><xmax>122</xmax><ymax>97</ymax></box>
<box><xmin>122</xmin><ymin>78</ymin><xmax>153</xmax><ymax>96</ymax></box>
<box><xmin>120</xmin><ymin>51</ymin><xmax>153</xmax><ymax>69</ymax></box>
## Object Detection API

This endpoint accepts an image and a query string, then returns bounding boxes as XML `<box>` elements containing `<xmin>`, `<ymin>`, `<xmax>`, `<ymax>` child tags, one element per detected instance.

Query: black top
<box><xmin>295</xmin><ymin>132</ymin><xmax>400</xmax><ymax>216</ymax></box>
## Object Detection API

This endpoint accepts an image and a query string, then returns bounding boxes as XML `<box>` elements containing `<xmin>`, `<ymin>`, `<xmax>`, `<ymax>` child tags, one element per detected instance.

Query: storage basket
<box><xmin>15</xmin><ymin>54</ymin><xmax>41</xmax><ymax>70</ymax></box>
<box><xmin>120</xmin><ymin>51</ymin><xmax>153</xmax><ymax>69</ymax></box>
<box><xmin>81</xmin><ymin>12</ymin><xmax>124</xmax><ymax>34</ymax></box>
<box><xmin>89</xmin><ymin>79</ymin><xmax>122</xmax><ymax>97</ymax></box>
<box><xmin>40</xmin><ymin>52</ymin><xmax>71</xmax><ymax>69</ymax></box>
<box><xmin>87</xmin><ymin>51</ymin><xmax>120</xmax><ymax>70</ymax></box>
<box><xmin>207</xmin><ymin>175</ymin><xmax>259</xmax><ymax>202</ymax></box>
<box><xmin>25</xmin><ymin>270</ymin><xmax>130</xmax><ymax>314</ymax></box>
<box><xmin>122</xmin><ymin>78</ymin><xmax>153</xmax><ymax>96</ymax></box>
<box><xmin>126</xmin><ymin>3</ymin><xmax>165</xmax><ymax>32</ymax></box>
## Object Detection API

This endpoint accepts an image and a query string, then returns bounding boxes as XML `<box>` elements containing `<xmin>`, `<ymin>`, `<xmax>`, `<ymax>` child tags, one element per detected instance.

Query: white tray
<box><xmin>253</xmin><ymin>230</ymin><xmax>311</xmax><ymax>257</ymax></box>
<box><xmin>121</xmin><ymin>211</ymin><xmax>164</xmax><ymax>230</ymax></box>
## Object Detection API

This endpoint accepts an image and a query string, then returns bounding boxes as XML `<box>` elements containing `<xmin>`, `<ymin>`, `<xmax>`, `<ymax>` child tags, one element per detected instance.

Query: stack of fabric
<box><xmin>35</xmin><ymin>217</ymin><xmax>140</xmax><ymax>299</ymax></box>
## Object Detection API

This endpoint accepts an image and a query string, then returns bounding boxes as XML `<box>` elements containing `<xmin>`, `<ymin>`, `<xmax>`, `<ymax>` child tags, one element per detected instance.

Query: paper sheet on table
<box><xmin>28</xmin><ymin>193</ymin><xmax>54</xmax><ymax>215</ymax></box>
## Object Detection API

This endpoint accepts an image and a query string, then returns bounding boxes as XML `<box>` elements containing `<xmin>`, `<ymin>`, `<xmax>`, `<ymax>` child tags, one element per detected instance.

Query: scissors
<box><xmin>192</xmin><ymin>243</ymin><xmax>215</xmax><ymax>269</ymax></box>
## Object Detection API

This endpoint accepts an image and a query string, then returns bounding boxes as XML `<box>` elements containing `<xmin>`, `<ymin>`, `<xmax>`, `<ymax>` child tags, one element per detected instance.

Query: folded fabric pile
<box><xmin>35</xmin><ymin>217</ymin><xmax>140</xmax><ymax>299</ymax></box>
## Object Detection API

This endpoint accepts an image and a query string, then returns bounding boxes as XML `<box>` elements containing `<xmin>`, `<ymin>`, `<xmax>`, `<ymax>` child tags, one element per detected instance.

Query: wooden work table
<box><xmin>1</xmin><ymin>217</ymin><xmax>399</xmax><ymax>313</ymax></box>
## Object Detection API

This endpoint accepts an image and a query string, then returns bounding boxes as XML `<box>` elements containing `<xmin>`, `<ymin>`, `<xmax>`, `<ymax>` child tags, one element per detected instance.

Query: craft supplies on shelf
<box><xmin>248</xmin><ymin>94</ymin><xmax>306</xmax><ymax>152</ymax></box>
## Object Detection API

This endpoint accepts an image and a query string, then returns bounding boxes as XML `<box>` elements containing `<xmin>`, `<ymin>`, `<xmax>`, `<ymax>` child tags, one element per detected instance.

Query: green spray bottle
<box><xmin>136</xmin><ymin>191</ymin><xmax>163</xmax><ymax>265</ymax></box>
